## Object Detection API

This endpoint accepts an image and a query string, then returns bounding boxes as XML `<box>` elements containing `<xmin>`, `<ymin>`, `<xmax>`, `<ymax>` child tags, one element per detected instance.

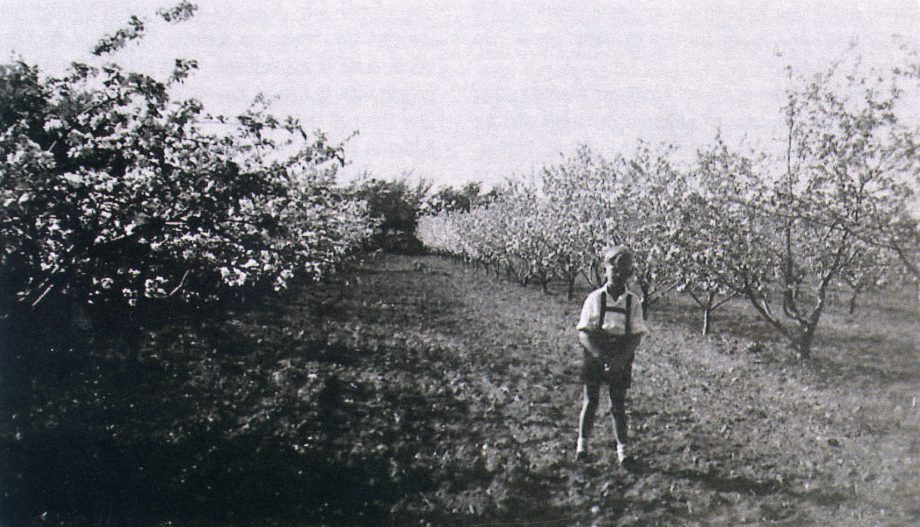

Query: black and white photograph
<box><xmin>1</xmin><ymin>1</ymin><xmax>919</xmax><ymax>525</ymax></box>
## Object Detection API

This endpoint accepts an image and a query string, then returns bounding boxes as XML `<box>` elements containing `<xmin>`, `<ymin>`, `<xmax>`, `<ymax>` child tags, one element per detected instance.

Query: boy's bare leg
<box><xmin>577</xmin><ymin>383</ymin><xmax>600</xmax><ymax>458</ymax></box>
<box><xmin>609</xmin><ymin>384</ymin><xmax>629</xmax><ymax>463</ymax></box>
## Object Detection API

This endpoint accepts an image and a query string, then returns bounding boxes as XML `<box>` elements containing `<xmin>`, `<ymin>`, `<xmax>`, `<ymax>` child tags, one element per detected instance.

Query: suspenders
<box><xmin>599</xmin><ymin>290</ymin><xmax>631</xmax><ymax>335</ymax></box>
<box><xmin>625</xmin><ymin>295</ymin><xmax>632</xmax><ymax>335</ymax></box>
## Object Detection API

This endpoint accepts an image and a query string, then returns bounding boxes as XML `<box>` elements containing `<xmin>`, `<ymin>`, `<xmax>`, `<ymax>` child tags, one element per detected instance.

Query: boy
<box><xmin>575</xmin><ymin>245</ymin><xmax>647</xmax><ymax>464</ymax></box>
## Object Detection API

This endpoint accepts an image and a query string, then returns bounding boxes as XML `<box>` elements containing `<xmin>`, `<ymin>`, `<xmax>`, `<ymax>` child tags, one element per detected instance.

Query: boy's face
<box><xmin>604</xmin><ymin>252</ymin><xmax>633</xmax><ymax>286</ymax></box>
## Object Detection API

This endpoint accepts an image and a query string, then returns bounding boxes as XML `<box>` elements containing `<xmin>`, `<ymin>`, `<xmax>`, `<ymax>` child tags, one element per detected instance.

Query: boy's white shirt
<box><xmin>576</xmin><ymin>285</ymin><xmax>648</xmax><ymax>336</ymax></box>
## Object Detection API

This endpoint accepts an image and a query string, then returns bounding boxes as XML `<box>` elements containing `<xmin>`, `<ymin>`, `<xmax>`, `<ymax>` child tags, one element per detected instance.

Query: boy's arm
<box><xmin>577</xmin><ymin>292</ymin><xmax>603</xmax><ymax>359</ymax></box>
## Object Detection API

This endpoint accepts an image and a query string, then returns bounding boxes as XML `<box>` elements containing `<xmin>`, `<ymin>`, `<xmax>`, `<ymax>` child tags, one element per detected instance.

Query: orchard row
<box><xmin>418</xmin><ymin>57</ymin><xmax>920</xmax><ymax>358</ymax></box>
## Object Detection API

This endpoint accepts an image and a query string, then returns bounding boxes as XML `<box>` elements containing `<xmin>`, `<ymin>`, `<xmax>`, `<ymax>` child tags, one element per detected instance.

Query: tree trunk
<box><xmin>700</xmin><ymin>291</ymin><xmax>715</xmax><ymax>336</ymax></box>
<box><xmin>639</xmin><ymin>283</ymin><xmax>651</xmax><ymax>319</ymax></box>
<box><xmin>795</xmin><ymin>328</ymin><xmax>815</xmax><ymax>360</ymax></box>
<box><xmin>592</xmin><ymin>262</ymin><xmax>603</xmax><ymax>288</ymax></box>
<box><xmin>847</xmin><ymin>285</ymin><xmax>862</xmax><ymax>315</ymax></box>
<box><xmin>794</xmin><ymin>308</ymin><xmax>823</xmax><ymax>360</ymax></box>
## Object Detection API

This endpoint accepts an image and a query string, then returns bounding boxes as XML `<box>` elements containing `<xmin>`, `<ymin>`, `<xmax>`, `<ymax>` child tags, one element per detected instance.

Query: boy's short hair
<box><xmin>603</xmin><ymin>245</ymin><xmax>631</xmax><ymax>266</ymax></box>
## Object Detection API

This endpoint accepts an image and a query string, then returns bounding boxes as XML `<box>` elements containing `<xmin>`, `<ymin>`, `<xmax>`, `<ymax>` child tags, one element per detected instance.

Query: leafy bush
<box><xmin>0</xmin><ymin>22</ymin><xmax>376</xmax><ymax>327</ymax></box>
<box><xmin>344</xmin><ymin>174</ymin><xmax>430</xmax><ymax>253</ymax></box>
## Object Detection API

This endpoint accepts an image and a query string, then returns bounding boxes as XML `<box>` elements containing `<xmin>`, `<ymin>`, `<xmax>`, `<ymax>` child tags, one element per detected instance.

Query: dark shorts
<box><xmin>580</xmin><ymin>348</ymin><xmax>634</xmax><ymax>389</ymax></box>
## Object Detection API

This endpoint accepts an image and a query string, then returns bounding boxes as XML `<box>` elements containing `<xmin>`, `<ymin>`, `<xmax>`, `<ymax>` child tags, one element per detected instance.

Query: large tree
<box><xmin>690</xmin><ymin>54</ymin><xmax>920</xmax><ymax>358</ymax></box>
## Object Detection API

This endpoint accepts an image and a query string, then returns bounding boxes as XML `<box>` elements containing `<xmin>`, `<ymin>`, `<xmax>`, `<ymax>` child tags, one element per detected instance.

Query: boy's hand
<box><xmin>578</xmin><ymin>330</ymin><xmax>604</xmax><ymax>360</ymax></box>
<box><xmin>579</xmin><ymin>331</ymin><xmax>643</xmax><ymax>359</ymax></box>
<box><xmin>609</xmin><ymin>334</ymin><xmax>642</xmax><ymax>351</ymax></box>
<box><xmin>588</xmin><ymin>333</ymin><xmax>642</xmax><ymax>356</ymax></box>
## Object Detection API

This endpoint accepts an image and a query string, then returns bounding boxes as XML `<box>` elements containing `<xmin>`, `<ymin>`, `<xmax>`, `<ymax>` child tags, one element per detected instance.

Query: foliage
<box><xmin>675</xmin><ymin>52</ymin><xmax>919</xmax><ymax>357</ymax></box>
<box><xmin>880</xmin><ymin>208</ymin><xmax>920</xmax><ymax>285</ymax></box>
<box><xmin>418</xmin><ymin>143</ymin><xmax>687</xmax><ymax>310</ymax></box>
<box><xmin>344</xmin><ymin>173</ymin><xmax>430</xmax><ymax>253</ymax></box>
<box><xmin>676</xmin><ymin>135</ymin><xmax>763</xmax><ymax>335</ymax></box>
<box><xmin>744</xmin><ymin>54</ymin><xmax>920</xmax><ymax>358</ymax></box>
<box><xmin>539</xmin><ymin>145</ymin><xmax>619</xmax><ymax>298</ymax></box>
<box><xmin>418</xmin><ymin>48</ymin><xmax>920</xmax><ymax>359</ymax></box>
<box><xmin>611</xmin><ymin>142</ymin><xmax>687</xmax><ymax>316</ymax></box>
<box><xmin>92</xmin><ymin>1</ymin><xmax>197</xmax><ymax>56</ymax></box>
<box><xmin>424</xmin><ymin>181</ymin><xmax>500</xmax><ymax>214</ymax></box>
<box><xmin>837</xmin><ymin>240</ymin><xmax>896</xmax><ymax>314</ymax></box>
<box><xmin>0</xmin><ymin>6</ymin><xmax>376</xmax><ymax>325</ymax></box>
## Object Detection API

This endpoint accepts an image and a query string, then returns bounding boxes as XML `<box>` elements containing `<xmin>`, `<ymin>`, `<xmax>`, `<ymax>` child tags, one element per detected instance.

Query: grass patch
<box><xmin>2</xmin><ymin>254</ymin><xmax>918</xmax><ymax>526</ymax></box>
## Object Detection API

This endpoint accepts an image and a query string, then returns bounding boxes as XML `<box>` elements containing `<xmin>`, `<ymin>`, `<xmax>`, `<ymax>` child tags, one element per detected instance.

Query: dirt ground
<box><xmin>333</xmin><ymin>254</ymin><xmax>920</xmax><ymax>526</ymax></box>
<box><xmin>3</xmin><ymin>252</ymin><xmax>918</xmax><ymax>526</ymax></box>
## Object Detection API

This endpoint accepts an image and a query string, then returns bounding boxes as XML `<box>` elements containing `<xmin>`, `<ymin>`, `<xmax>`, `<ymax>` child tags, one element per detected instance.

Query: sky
<box><xmin>2</xmin><ymin>1</ymin><xmax>920</xmax><ymax>189</ymax></box>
